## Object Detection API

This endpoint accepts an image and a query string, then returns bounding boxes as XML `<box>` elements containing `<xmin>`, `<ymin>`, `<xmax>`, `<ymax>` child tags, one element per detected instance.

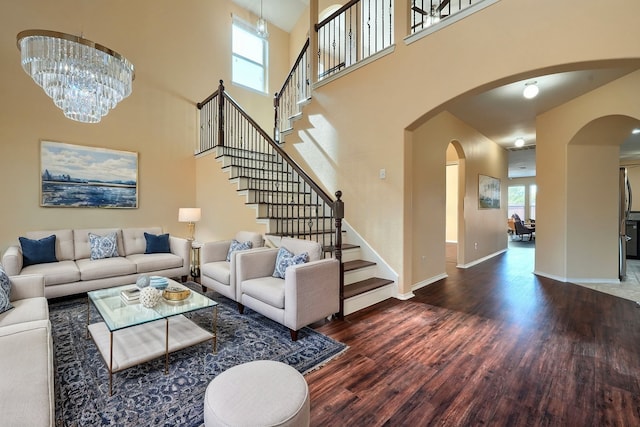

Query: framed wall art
<box><xmin>40</xmin><ymin>140</ymin><xmax>138</xmax><ymax>208</ymax></box>
<box><xmin>478</xmin><ymin>174</ymin><xmax>500</xmax><ymax>209</ymax></box>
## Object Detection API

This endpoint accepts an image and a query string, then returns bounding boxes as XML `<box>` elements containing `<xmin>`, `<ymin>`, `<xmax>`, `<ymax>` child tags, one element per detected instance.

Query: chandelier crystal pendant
<box><xmin>256</xmin><ymin>0</ymin><xmax>268</xmax><ymax>38</ymax></box>
<box><xmin>17</xmin><ymin>29</ymin><xmax>135</xmax><ymax>124</ymax></box>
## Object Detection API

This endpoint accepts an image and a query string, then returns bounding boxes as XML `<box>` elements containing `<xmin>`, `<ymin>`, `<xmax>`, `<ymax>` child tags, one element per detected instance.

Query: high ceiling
<box><xmin>231</xmin><ymin>0</ymin><xmax>309</xmax><ymax>32</ymax></box>
<box><xmin>234</xmin><ymin>1</ymin><xmax>640</xmax><ymax>179</ymax></box>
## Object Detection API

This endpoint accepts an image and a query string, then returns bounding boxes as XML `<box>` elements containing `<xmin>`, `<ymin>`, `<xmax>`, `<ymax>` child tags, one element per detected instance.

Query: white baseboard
<box><xmin>458</xmin><ymin>249</ymin><xmax>506</xmax><ymax>269</ymax></box>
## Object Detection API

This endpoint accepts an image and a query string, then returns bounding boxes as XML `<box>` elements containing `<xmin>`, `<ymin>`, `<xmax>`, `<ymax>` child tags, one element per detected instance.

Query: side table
<box><xmin>190</xmin><ymin>241</ymin><xmax>202</xmax><ymax>280</ymax></box>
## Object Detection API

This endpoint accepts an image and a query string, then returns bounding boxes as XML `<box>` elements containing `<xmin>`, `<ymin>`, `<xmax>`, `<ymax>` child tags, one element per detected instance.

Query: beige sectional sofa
<box><xmin>2</xmin><ymin>227</ymin><xmax>190</xmax><ymax>298</ymax></box>
<box><xmin>0</xmin><ymin>274</ymin><xmax>54</xmax><ymax>426</ymax></box>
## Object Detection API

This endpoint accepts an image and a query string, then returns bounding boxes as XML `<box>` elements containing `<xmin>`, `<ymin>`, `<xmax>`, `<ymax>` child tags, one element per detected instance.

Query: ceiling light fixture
<box><xmin>17</xmin><ymin>29</ymin><xmax>135</xmax><ymax>124</ymax></box>
<box><xmin>515</xmin><ymin>137</ymin><xmax>525</xmax><ymax>147</ymax></box>
<box><xmin>632</xmin><ymin>128</ymin><xmax>640</xmax><ymax>135</ymax></box>
<box><xmin>256</xmin><ymin>0</ymin><xmax>269</xmax><ymax>38</ymax></box>
<box><xmin>523</xmin><ymin>81</ymin><xmax>539</xmax><ymax>99</ymax></box>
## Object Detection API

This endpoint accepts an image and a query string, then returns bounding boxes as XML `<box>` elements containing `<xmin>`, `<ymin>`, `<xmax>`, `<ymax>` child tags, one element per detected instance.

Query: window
<box><xmin>508</xmin><ymin>186</ymin><xmax>525</xmax><ymax>220</ymax></box>
<box><xmin>508</xmin><ymin>184</ymin><xmax>537</xmax><ymax>221</ymax></box>
<box><xmin>232</xmin><ymin>18</ymin><xmax>268</xmax><ymax>93</ymax></box>
<box><xmin>529</xmin><ymin>184</ymin><xmax>537</xmax><ymax>220</ymax></box>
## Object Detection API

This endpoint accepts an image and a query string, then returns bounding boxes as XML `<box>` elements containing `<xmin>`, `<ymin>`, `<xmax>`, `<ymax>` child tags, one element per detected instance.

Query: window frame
<box><xmin>231</xmin><ymin>16</ymin><xmax>269</xmax><ymax>94</ymax></box>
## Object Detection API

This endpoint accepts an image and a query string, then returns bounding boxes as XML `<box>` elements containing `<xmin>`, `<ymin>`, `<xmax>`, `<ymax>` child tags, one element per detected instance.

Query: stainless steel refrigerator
<box><xmin>619</xmin><ymin>167</ymin><xmax>633</xmax><ymax>279</ymax></box>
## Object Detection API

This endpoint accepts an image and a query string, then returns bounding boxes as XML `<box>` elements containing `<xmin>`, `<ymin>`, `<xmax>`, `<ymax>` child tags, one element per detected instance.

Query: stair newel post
<box><xmin>218</xmin><ymin>80</ymin><xmax>225</xmax><ymax>147</ymax></box>
<box><xmin>273</xmin><ymin>92</ymin><xmax>280</xmax><ymax>143</ymax></box>
<box><xmin>334</xmin><ymin>190</ymin><xmax>345</xmax><ymax>319</ymax></box>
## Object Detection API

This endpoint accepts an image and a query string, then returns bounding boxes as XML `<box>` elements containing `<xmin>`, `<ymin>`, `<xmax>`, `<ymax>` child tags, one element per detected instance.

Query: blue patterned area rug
<box><xmin>50</xmin><ymin>283</ymin><xmax>347</xmax><ymax>426</ymax></box>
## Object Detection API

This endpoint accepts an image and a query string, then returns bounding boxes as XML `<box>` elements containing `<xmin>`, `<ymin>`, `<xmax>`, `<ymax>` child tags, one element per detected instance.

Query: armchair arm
<box><xmin>284</xmin><ymin>258</ymin><xmax>340</xmax><ymax>331</ymax></box>
<box><xmin>200</xmin><ymin>240</ymin><xmax>232</xmax><ymax>264</ymax></box>
<box><xmin>236</xmin><ymin>248</ymin><xmax>279</xmax><ymax>282</ymax></box>
<box><xmin>9</xmin><ymin>274</ymin><xmax>45</xmax><ymax>301</ymax></box>
<box><xmin>169</xmin><ymin>236</ymin><xmax>190</xmax><ymax>268</ymax></box>
<box><xmin>2</xmin><ymin>245</ymin><xmax>23</xmax><ymax>276</ymax></box>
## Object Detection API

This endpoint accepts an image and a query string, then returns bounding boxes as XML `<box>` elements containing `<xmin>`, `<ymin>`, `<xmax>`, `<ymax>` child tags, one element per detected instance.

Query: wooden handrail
<box><xmin>275</xmin><ymin>38</ymin><xmax>310</xmax><ymax>100</ymax></box>
<box><xmin>315</xmin><ymin>0</ymin><xmax>360</xmax><ymax>31</ymax></box>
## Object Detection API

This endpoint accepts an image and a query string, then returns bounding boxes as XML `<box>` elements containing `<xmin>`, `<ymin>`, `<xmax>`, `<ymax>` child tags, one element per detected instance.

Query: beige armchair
<box><xmin>235</xmin><ymin>237</ymin><xmax>340</xmax><ymax>341</ymax></box>
<box><xmin>199</xmin><ymin>231</ymin><xmax>265</xmax><ymax>300</ymax></box>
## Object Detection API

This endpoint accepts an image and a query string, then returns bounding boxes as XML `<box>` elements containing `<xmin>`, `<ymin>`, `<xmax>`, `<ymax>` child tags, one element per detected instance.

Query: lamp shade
<box><xmin>178</xmin><ymin>208</ymin><xmax>201</xmax><ymax>223</ymax></box>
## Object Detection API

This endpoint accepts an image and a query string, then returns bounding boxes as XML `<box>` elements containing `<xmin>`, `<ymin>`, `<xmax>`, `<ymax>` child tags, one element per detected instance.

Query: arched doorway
<box><xmin>446</xmin><ymin>141</ymin><xmax>466</xmax><ymax>267</ymax></box>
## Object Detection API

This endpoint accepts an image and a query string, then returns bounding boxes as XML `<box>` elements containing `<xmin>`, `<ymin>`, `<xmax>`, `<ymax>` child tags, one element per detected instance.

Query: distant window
<box><xmin>508</xmin><ymin>186</ymin><xmax>525</xmax><ymax>220</ymax></box>
<box><xmin>232</xmin><ymin>18</ymin><xmax>268</xmax><ymax>93</ymax></box>
<box><xmin>529</xmin><ymin>184</ymin><xmax>537</xmax><ymax>220</ymax></box>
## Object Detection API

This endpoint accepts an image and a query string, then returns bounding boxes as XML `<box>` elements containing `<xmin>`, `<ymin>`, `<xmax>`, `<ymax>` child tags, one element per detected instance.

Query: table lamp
<box><xmin>178</xmin><ymin>208</ymin><xmax>201</xmax><ymax>241</ymax></box>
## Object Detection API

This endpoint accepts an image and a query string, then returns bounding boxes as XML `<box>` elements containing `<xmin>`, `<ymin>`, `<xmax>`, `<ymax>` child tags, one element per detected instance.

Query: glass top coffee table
<box><xmin>87</xmin><ymin>279</ymin><xmax>217</xmax><ymax>395</ymax></box>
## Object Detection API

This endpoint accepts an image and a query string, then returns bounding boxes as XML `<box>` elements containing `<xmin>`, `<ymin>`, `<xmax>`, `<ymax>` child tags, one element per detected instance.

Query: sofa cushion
<box><xmin>76</xmin><ymin>257</ymin><xmax>136</xmax><ymax>281</ymax></box>
<box><xmin>89</xmin><ymin>232</ymin><xmax>120</xmax><ymax>260</ymax></box>
<box><xmin>26</xmin><ymin>229</ymin><xmax>75</xmax><ymax>261</ymax></box>
<box><xmin>0</xmin><ymin>266</ymin><xmax>13</xmax><ymax>315</ymax></box>
<box><xmin>75</xmin><ymin>229</ymin><xmax>125</xmax><ymax>260</ymax></box>
<box><xmin>0</xmin><ymin>319</ymin><xmax>54</xmax><ymax>427</ymax></box>
<box><xmin>226</xmin><ymin>239</ymin><xmax>253</xmax><ymax>262</ymax></box>
<box><xmin>21</xmin><ymin>260</ymin><xmax>80</xmax><ymax>286</ymax></box>
<box><xmin>0</xmin><ymin>297</ymin><xmax>48</xmax><ymax>328</ymax></box>
<box><xmin>272</xmin><ymin>247</ymin><xmax>308</xmax><ymax>279</ymax></box>
<box><xmin>19</xmin><ymin>234</ymin><xmax>57</xmax><ymax>267</ymax></box>
<box><xmin>144</xmin><ymin>232</ymin><xmax>171</xmax><ymax>254</ymax></box>
<box><xmin>242</xmin><ymin>276</ymin><xmax>285</xmax><ymax>309</ymax></box>
<box><xmin>122</xmin><ymin>227</ymin><xmax>163</xmax><ymax>256</ymax></box>
<box><xmin>127</xmin><ymin>253</ymin><xmax>184</xmax><ymax>274</ymax></box>
<box><xmin>201</xmin><ymin>261</ymin><xmax>231</xmax><ymax>286</ymax></box>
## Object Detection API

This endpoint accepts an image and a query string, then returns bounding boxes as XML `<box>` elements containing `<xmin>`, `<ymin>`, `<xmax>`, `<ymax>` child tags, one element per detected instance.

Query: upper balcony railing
<box><xmin>410</xmin><ymin>0</ymin><xmax>485</xmax><ymax>34</ymax></box>
<box><xmin>314</xmin><ymin>0</ymin><xmax>394</xmax><ymax>81</ymax></box>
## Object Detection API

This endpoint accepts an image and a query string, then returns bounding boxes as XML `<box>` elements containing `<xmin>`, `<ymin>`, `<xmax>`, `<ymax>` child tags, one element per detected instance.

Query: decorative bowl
<box><xmin>140</xmin><ymin>287</ymin><xmax>162</xmax><ymax>308</ymax></box>
<box><xmin>162</xmin><ymin>286</ymin><xmax>191</xmax><ymax>301</ymax></box>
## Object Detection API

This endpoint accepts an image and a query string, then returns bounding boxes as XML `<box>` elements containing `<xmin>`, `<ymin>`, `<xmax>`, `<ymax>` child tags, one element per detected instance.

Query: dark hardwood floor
<box><xmin>308</xmin><ymin>242</ymin><xmax>640</xmax><ymax>426</ymax></box>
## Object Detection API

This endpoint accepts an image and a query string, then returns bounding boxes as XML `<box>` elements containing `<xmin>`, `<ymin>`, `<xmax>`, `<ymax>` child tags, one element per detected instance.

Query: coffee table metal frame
<box><xmin>87</xmin><ymin>280</ymin><xmax>217</xmax><ymax>395</ymax></box>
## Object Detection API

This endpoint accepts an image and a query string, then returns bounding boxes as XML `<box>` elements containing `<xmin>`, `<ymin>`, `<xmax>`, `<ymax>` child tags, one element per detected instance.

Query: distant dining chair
<box><xmin>514</xmin><ymin>220</ymin><xmax>535</xmax><ymax>241</ymax></box>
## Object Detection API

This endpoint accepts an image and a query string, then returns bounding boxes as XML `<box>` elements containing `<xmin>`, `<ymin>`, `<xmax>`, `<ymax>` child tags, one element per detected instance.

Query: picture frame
<box><xmin>40</xmin><ymin>140</ymin><xmax>138</xmax><ymax>208</ymax></box>
<box><xmin>478</xmin><ymin>174</ymin><xmax>500</xmax><ymax>209</ymax></box>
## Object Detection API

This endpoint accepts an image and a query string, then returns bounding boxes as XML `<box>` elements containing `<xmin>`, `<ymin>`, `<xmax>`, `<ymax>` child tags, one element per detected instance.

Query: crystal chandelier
<box><xmin>17</xmin><ymin>30</ymin><xmax>135</xmax><ymax>124</ymax></box>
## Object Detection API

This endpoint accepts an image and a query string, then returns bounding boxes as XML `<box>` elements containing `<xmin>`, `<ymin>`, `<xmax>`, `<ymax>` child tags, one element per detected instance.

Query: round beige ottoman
<box><xmin>204</xmin><ymin>360</ymin><xmax>310</xmax><ymax>427</ymax></box>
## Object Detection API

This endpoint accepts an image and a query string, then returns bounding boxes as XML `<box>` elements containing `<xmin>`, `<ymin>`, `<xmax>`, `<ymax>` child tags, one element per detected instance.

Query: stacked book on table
<box><xmin>120</xmin><ymin>288</ymin><xmax>140</xmax><ymax>304</ymax></box>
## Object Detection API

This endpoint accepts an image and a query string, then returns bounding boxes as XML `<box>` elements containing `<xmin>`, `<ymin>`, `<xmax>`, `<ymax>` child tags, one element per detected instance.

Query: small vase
<box><xmin>140</xmin><ymin>287</ymin><xmax>161</xmax><ymax>308</ymax></box>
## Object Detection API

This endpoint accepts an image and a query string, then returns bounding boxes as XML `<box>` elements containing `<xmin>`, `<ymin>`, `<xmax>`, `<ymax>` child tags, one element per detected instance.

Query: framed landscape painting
<box><xmin>40</xmin><ymin>141</ymin><xmax>138</xmax><ymax>208</ymax></box>
<box><xmin>478</xmin><ymin>174</ymin><xmax>500</xmax><ymax>209</ymax></box>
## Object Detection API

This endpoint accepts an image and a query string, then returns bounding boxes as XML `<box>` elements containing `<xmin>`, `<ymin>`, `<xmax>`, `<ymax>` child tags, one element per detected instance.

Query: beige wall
<box><xmin>0</xmin><ymin>0</ymin><xmax>290</xmax><ymax>252</ymax></box>
<box><xmin>410</xmin><ymin>112</ymin><xmax>507</xmax><ymax>286</ymax></box>
<box><xmin>536</xmin><ymin>71</ymin><xmax>640</xmax><ymax>281</ymax></box>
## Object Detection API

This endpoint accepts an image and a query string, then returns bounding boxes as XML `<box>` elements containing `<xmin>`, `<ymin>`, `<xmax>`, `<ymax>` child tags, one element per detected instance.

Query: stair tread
<box><xmin>344</xmin><ymin>259</ymin><xmax>376</xmax><ymax>271</ymax></box>
<box><xmin>324</xmin><ymin>243</ymin><xmax>359</xmax><ymax>252</ymax></box>
<box><xmin>344</xmin><ymin>277</ymin><xmax>394</xmax><ymax>299</ymax></box>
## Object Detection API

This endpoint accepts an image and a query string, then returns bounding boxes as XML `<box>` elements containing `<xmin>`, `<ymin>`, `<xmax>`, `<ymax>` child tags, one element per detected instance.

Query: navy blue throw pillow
<box><xmin>19</xmin><ymin>234</ymin><xmax>58</xmax><ymax>267</ymax></box>
<box><xmin>144</xmin><ymin>232</ymin><xmax>171</xmax><ymax>254</ymax></box>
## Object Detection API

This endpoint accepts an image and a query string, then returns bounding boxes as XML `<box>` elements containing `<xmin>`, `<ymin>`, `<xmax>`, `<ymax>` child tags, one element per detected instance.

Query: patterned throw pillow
<box><xmin>272</xmin><ymin>247</ymin><xmax>309</xmax><ymax>279</ymax></box>
<box><xmin>0</xmin><ymin>265</ymin><xmax>14</xmax><ymax>315</ymax></box>
<box><xmin>89</xmin><ymin>232</ymin><xmax>120</xmax><ymax>260</ymax></box>
<box><xmin>19</xmin><ymin>234</ymin><xmax>57</xmax><ymax>267</ymax></box>
<box><xmin>226</xmin><ymin>239</ymin><xmax>253</xmax><ymax>262</ymax></box>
